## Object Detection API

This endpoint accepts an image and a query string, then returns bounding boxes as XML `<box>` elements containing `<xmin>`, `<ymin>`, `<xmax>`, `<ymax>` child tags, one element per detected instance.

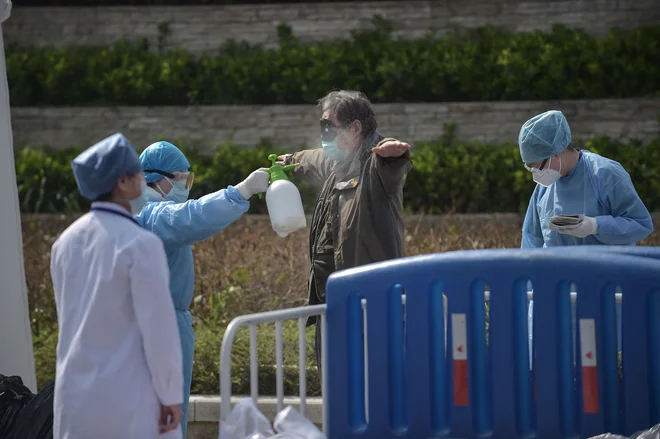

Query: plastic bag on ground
<box><xmin>6</xmin><ymin>379</ymin><xmax>55</xmax><ymax>439</ymax></box>
<box><xmin>0</xmin><ymin>374</ymin><xmax>35</xmax><ymax>438</ymax></box>
<box><xmin>588</xmin><ymin>423</ymin><xmax>660</xmax><ymax>439</ymax></box>
<box><xmin>631</xmin><ymin>423</ymin><xmax>660</xmax><ymax>438</ymax></box>
<box><xmin>588</xmin><ymin>434</ymin><xmax>629</xmax><ymax>439</ymax></box>
<box><xmin>219</xmin><ymin>398</ymin><xmax>275</xmax><ymax>439</ymax></box>
<box><xmin>273</xmin><ymin>406</ymin><xmax>326</xmax><ymax>439</ymax></box>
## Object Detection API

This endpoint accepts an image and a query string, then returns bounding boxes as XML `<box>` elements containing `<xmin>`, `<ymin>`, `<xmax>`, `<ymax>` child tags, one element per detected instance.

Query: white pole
<box><xmin>0</xmin><ymin>0</ymin><xmax>37</xmax><ymax>392</ymax></box>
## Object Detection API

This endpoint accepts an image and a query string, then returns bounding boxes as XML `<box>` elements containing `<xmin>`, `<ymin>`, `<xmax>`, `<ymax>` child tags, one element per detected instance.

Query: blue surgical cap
<box><xmin>140</xmin><ymin>141</ymin><xmax>191</xmax><ymax>184</ymax></box>
<box><xmin>71</xmin><ymin>133</ymin><xmax>142</xmax><ymax>201</ymax></box>
<box><xmin>518</xmin><ymin>110</ymin><xmax>572</xmax><ymax>163</ymax></box>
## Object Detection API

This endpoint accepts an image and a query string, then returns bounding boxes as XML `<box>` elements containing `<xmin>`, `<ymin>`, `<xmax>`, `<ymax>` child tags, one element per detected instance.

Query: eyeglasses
<box><xmin>143</xmin><ymin>169</ymin><xmax>195</xmax><ymax>190</ymax></box>
<box><xmin>524</xmin><ymin>158</ymin><xmax>548</xmax><ymax>172</ymax></box>
<box><xmin>320</xmin><ymin>118</ymin><xmax>341</xmax><ymax>142</ymax></box>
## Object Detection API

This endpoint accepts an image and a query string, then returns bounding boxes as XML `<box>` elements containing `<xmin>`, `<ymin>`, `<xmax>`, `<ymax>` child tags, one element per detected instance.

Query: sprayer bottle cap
<box><xmin>258</xmin><ymin>154</ymin><xmax>298</xmax><ymax>200</ymax></box>
<box><xmin>267</xmin><ymin>154</ymin><xmax>297</xmax><ymax>183</ymax></box>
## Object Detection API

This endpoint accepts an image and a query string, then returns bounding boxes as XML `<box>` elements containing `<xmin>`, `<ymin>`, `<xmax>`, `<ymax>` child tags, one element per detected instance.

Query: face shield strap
<box><xmin>144</xmin><ymin>169</ymin><xmax>194</xmax><ymax>190</ymax></box>
<box><xmin>524</xmin><ymin>157</ymin><xmax>549</xmax><ymax>172</ymax></box>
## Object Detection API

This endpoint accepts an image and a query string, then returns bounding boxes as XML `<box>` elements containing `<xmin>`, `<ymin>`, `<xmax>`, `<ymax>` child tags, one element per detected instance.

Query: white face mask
<box><xmin>145</xmin><ymin>185</ymin><xmax>165</xmax><ymax>202</ymax></box>
<box><xmin>128</xmin><ymin>179</ymin><xmax>148</xmax><ymax>215</ymax></box>
<box><xmin>164</xmin><ymin>178</ymin><xmax>190</xmax><ymax>204</ymax></box>
<box><xmin>532</xmin><ymin>156</ymin><xmax>562</xmax><ymax>187</ymax></box>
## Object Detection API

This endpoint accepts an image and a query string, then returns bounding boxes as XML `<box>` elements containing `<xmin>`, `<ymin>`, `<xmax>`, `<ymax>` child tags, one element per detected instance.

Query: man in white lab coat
<box><xmin>50</xmin><ymin>133</ymin><xmax>184</xmax><ymax>439</ymax></box>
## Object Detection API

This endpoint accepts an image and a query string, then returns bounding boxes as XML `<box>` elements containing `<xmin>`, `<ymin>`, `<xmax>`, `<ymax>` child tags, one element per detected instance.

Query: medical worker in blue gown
<box><xmin>519</xmin><ymin>110</ymin><xmax>653</xmax><ymax>367</ymax></box>
<box><xmin>135</xmin><ymin>141</ymin><xmax>270</xmax><ymax>436</ymax></box>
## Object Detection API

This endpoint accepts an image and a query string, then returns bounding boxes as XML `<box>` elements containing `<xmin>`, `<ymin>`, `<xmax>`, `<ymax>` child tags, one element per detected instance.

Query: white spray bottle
<box><xmin>260</xmin><ymin>154</ymin><xmax>307</xmax><ymax>237</ymax></box>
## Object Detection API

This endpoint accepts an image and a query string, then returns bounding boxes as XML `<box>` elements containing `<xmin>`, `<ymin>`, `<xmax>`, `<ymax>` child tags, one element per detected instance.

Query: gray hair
<box><xmin>318</xmin><ymin>90</ymin><xmax>378</xmax><ymax>139</ymax></box>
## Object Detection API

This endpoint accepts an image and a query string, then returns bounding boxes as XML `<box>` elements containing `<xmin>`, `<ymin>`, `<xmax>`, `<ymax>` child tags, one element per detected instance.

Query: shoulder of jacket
<box><xmin>52</xmin><ymin>214</ymin><xmax>90</xmax><ymax>246</ymax></box>
<box><xmin>132</xmin><ymin>226</ymin><xmax>162</xmax><ymax>245</ymax></box>
<box><xmin>583</xmin><ymin>151</ymin><xmax>629</xmax><ymax>179</ymax></box>
<box><xmin>121</xmin><ymin>230</ymin><xmax>166</xmax><ymax>260</ymax></box>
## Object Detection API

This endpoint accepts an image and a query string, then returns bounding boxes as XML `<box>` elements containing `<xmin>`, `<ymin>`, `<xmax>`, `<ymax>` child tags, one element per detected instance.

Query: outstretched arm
<box><xmin>280</xmin><ymin>148</ymin><xmax>334</xmax><ymax>187</ymax></box>
<box><xmin>369</xmin><ymin>138</ymin><xmax>413</xmax><ymax>198</ymax></box>
<box><xmin>137</xmin><ymin>186</ymin><xmax>250</xmax><ymax>247</ymax></box>
<box><xmin>137</xmin><ymin>169</ymin><xmax>269</xmax><ymax>247</ymax></box>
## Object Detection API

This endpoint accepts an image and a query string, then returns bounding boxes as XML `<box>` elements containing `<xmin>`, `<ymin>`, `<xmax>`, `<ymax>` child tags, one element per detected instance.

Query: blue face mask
<box><xmin>321</xmin><ymin>139</ymin><xmax>348</xmax><ymax>162</ymax></box>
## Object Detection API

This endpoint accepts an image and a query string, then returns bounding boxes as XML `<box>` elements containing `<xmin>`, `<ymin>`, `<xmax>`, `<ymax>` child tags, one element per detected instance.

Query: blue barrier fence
<box><xmin>325</xmin><ymin>248</ymin><xmax>660</xmax><ymax>439</ymax></box>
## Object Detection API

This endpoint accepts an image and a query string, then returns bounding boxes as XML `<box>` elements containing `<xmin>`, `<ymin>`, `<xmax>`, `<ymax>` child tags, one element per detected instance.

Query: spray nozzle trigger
<box><xmin>258</xmin><ymin>154</ymin><xmax>298</xmax><ymax>199</ymax></box>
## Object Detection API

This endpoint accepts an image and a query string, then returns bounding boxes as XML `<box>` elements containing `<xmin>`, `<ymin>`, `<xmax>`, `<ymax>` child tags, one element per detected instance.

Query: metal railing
<box><xmin>219</xmin><ymin>304</ymin><xmax>329</xmax><ymax>432</ymax></box>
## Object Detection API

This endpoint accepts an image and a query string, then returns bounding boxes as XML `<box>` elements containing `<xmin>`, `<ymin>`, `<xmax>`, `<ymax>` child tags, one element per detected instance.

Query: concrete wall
<box><xmin>4</xmin><ymin>0</ymin><xmax>660</xmax><ymax>52</ymax></box>
<box><xmin>11</xmin><ymin>99</ymin><xmax>660</xmax><ymax>152</ymax></box>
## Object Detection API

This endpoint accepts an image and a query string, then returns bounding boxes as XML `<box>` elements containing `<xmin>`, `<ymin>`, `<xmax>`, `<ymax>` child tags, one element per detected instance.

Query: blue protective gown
<box><xmin>136</xmin><ymin>186</ymin><xmax>249</xmax><ymax>437</ymax></box>
<box><xmin>522</xmin><ymin>150</ymin><xmax>653</xmax><ymax>366</ymax></box>
<box><xmin>521</xmin><ymin>150</ymin><xmax>653</xmax><ymax>248</ymax></box>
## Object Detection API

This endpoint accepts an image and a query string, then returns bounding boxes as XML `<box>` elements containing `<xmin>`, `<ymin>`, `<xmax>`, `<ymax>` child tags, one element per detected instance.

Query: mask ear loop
<box><xmin>153</xmin><ymin>178</ymin><xmax>170</xmax><ymax>198</ymax></box>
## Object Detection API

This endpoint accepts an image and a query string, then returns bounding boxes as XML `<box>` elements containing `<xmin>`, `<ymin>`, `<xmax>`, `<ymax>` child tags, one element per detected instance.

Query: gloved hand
<box><xmin>558</xmin><ymin>216</ymin><xmax>598</xmax><ymax>238</ymax></box>
<box><xmin>235</xmin><ymin>168</ymin><xmax>270</xmax><ymax>200</ymax></box>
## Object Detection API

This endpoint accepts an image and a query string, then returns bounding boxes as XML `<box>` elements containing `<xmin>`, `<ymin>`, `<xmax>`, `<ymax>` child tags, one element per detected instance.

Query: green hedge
<box><xmin>14</xmin><ymin>130</ymin><xmax>660</xmax><ymax>215</ymax></box>
<box><xmin>7</xmin><ymin>24</ymin><xmax>660</xmax><ymax>106</ymax></box>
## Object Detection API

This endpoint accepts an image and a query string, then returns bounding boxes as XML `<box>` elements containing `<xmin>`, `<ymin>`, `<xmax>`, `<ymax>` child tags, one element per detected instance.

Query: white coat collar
<box><xmin>90</xmin><ymin>201</ymin><xmax>131</xmax><ymax>216</ymax></box>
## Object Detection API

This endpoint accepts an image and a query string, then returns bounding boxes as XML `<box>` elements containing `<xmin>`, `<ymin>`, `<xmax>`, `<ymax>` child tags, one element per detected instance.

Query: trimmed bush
<box><xmin>7</xmin><ymin>24</ymin><xmax>660</xmax><ymax>106</ymax></box>
<box><xmin>14</xmin><ymin>132</ymin><xmax>660</xmax><ymax>215</ymax></box>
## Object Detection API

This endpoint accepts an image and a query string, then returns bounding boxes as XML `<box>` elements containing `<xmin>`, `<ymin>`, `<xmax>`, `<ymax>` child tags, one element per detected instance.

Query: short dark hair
<box><xmin>318</xmin><ymin>90</ymin><xmax>377</xmax><ymax>138</ymax></box>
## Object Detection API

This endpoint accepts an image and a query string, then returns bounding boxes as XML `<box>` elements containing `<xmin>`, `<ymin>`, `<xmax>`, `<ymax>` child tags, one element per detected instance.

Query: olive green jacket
<box><xmin>286</xmin><ymin>135</ymin><xmax>413</xmax><ymax>315</ymax></box>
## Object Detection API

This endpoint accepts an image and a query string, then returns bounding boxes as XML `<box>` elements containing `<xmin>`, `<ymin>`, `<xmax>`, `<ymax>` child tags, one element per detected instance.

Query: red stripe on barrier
<box><xmin>582</xmin><ymin>365</ymin><xmax>599</xmax><ymax>414</ymax></box>
<box><xmin>453</xmin><ymin>359</ymin><xmax>469</xmax><ymax>406</ymax></box>
<box><xmin>579</xmin><ymin>319</ymin><xmax>599</xmax><ymax>414</ymax></box>
<box><xmin>451</xmin><ymin>314</ymin><xmax>468</xmax><ymax>406</ymax></box>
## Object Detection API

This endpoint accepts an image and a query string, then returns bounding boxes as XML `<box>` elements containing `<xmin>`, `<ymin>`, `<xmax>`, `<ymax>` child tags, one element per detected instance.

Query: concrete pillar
<box><xmin>0</xmin><ymin>0</ymin><xmax>37</xmax><ymax>392</ymax></box>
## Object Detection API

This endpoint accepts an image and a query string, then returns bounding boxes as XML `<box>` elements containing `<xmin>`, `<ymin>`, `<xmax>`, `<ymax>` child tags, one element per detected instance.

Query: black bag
<box><xmin>0</xmin><ymin>374</ymin><xmax>35</xmax><ymax>438</ymax></box>
<box><xmin>6</xmin><ymin>379</ymin><xmax>54</xmax><ymax>439</ymax></box>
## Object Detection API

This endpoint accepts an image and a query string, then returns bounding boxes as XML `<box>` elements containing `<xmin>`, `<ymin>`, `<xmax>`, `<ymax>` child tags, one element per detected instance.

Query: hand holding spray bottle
<box><xmin>259</xmin><ymin>154</ymin><xmax>307</xmax><ymax>237</ymax></box>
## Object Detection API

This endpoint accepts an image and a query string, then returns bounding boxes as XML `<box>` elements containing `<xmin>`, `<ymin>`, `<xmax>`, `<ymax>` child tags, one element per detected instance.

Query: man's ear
<box><xmin>350</xmin><ymin>120</ymin><xmax>362</xmax><ymax>136</ymax></box>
